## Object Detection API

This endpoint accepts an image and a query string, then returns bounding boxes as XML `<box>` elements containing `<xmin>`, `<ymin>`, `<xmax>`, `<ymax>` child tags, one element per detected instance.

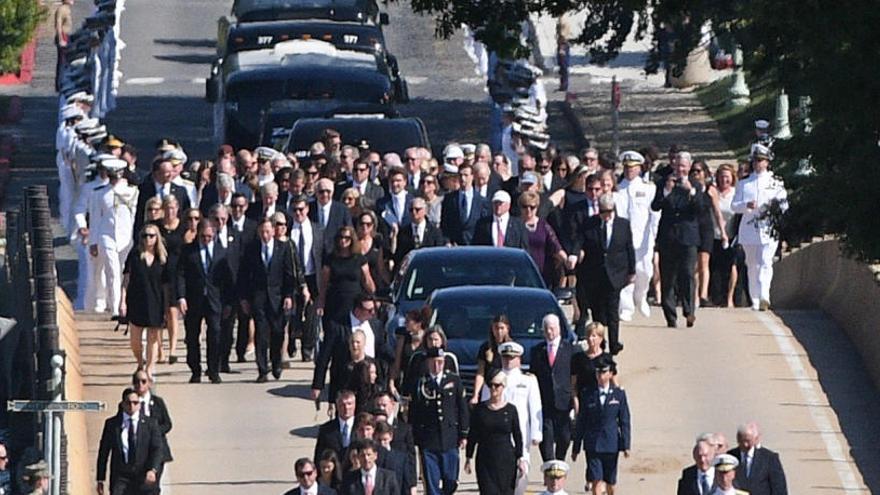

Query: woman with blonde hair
<box><xmin>143</xmin><ymin>197</ymin><xmax>164</xmax><ymax>226</ymax></box>
<box><xmin>119</xmin><ymin>224</ymin><xmax>168</xmax><ymax>378</ymax></box>
<box><xmin>158</xmin><ymin>195</ymin><xmax>187</xmax><ymax>364</ymax></box>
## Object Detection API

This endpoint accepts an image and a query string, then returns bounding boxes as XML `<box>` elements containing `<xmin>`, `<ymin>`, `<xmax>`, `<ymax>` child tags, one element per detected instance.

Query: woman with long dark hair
<box><xmin>470</xmin><ymin>315</ymin><xmax>513</xmax><ymax>404</ymax></box>
<box><xmin>317</xmin><ymin>226</ymin><xmax>376</xmax><ymax>323</ymax></box>
<box><xmin>389</xmin><ymin>306</ymin><xmax>431</xmax><ymax>397</ymax></box>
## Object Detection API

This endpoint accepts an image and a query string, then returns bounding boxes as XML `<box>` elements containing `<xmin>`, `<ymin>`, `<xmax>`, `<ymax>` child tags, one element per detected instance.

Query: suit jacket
<box><xmin>408</xmin><ymin>372</ymin><xmax>469</xmax><ymax>452</ymax></box>
<box><xmin>291</xmin><ymin>220</ymin><xmax>325</xmax><ymax>279</ymax></box>
<box><xmin>529</xmin><ymin>339</ymin><xmax>574</xmax><ymax>412</ymax></box>
<box><xmin>562</xmin><ymin>198</ymin><xmax>601</xmax><ymax>254</ymax></box>
<box><xmin>135</xmin><ymin>180</ymin><xmax>191</xmax><ymax>235</ymax></box>
<box><xmin>238</xmin><ymin>240</ymin><xmax>295</xmax><ymax>316</ymax></box>
<box><xmin>96</xmin><ymin>413</ymin><xmax>164</xmax><ymax>485</ymax></box>
<box><xmin>314</xmin><ymin>418</ymin><xmax>349</xmax><ymax>465</ymax></box>
<box><xmin>394</xmin><ymin>221</ymin><xmax>446</xmax><ymax>264</ymax></box>
<box><xmin>312</xmin><ymin>317</ymin><xmax>394</xmax><ymax>398</ymax></box>
<box><xmin>727</xmin><ymin>446</ymin><xmax>788</xmax><ymax>495</ymax></box>
<box><xmin>377</xmin><ymin>448</ymin><xmax>414</xmax><ymax>494</ymax></box>
<box><xmin>283</xmin><ymin>484</ymin><xmax>337</xmax><ymax>495</ymax></box>
<box><xmin>143</xmin><ymin>394</ymin><xmax>173</xmax><ymax>463</ymax></box>
<box><xmin>389</xmin><ymin>419</ymin><xmax>416</xmax><ymax>485</ymax></box>
<box><xmin>218</xmin><ymin>226</ymin><xmax>244</xmax><ymax>288</ymax></box>
<box><xmin>228</xmin><ymin>216</ymin><xmax>258</xmax><ymax>249</ymax></box>
<box><xmin>676</xmin><ymin>465</ymin><xmax>711</xmax><ymax>495</ymax></box>
<box><xmin>577</xmin><ymin>215</ymin><xmax>636</xmax><ymax>290</ymax></box>
<box><xmin>376</xmin><ymin>192</ymin><xmax>414</xmax><ymax>230</ymax></box>
<box><xmin>199</xmin><ymin>181</ymin><xmax>250</xmax><ymax>215</ymax></box>
<box><xmin>341</xmin><ymin>467</ymin><xmax>400</xmax><ymax>495</ymax></box>
<box><xmin>309</xmin><ymin>200</ymin><xmax>352</xmax><ymax>247</ymax></box>
<box><xmin>472</xmin><ymin>215</ymin><xmax>530</xmax><ymax>250</ymax></box>
<box><xmin>651</xmin><ymin>177</ymin><xmax>705</xmax><ymax>249</ymax></box>
<box><xmin>176</xmin><ymin>242</ymin><xmax>235</xmax><ymax>312</ymax></box>
<box><xmin>336</xmin><ymin>180</ymin><xmax>385</xmax><ymax>209</ymax></box>
<box><xmin>572</xmin><ymin>385</ymin><xmax>631</xmax><ymax>454</ymax></box>
<box><xmin>440</xmin><ymin>189</ymin><xmax>488</xmax><ymax>245</ymax></box>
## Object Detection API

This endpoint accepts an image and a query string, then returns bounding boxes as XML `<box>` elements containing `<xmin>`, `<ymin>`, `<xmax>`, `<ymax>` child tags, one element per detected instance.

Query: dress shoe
<box><xmin>638</xmin><ymin>300</ymin><xmax>651</xmax><ymax>318</ymax></box>
<box><xmin>686</xmin><ymin>314</ymin><xmax>696</xmax><ymax>328</ymax></box>
<box><xmin>188</xmin><ymin>373</ymin><xmax>201</xmax><ymax>384</ymax></box>
<box><xmin>288</xmin><ymin>347</ymin><xmax>298</xmax><ymax>359</ymax></box>
<box><xmin>236</xmin><ymin>356</ymin><xmax>247</xmax><ymax>363</ymax></box>
<box><xmin>220</xmin><ymin>363</ymin><xmax>231</xmax><ymax>373</ymax></box>
<box><xmin>272</xmin><ymin>369</ymin><xmax>282</xmax><ymax>380</ymax></box>
<box><xmin>759</xmin><ymin>299</ymin><xmax>771</xmax><ymax>311</ymax></box>
<box><xmin>666</xmin><ymin>320</ymin><xmax>678</xmax><ymax>328</ymax></box>
<box><xmin>209</xmin><ymin>373</ymin><xmax>222</xmax><ymax>384</ymax></box>
<box><xmin>302</xmin><ymin>351</ymin><xmax>313</xmax><ymax>362</ymax></box>
<box><xmin>256</xmin><ymin>374</ymin><xmax>268</xmax><ymax>383</ymax></box>
<box><xmin>168</xmin><ymin>356</ymin><xmax>178</xmax><ymax>365</ymax></box>
<box><xmin>610</xmin><ymin>342</ymin><xmax>624</xmax><ymax>355</ymax></box>
<box><xmin>699</xmin><ymin>298</ymin><xmax>714</xmax><ymax>308</ymax></box>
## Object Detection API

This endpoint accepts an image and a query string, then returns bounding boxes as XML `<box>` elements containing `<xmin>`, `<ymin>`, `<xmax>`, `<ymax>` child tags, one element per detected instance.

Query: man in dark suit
<box><xmin>284</xmin><ymin>457</ymin><xmax>337</xmax><ymax>495</ymax></box>
<box><xmin>343</xmin><ymin>439</ymin><xmax>400</xmax><ymax>495</ymax></box>
<box><xmin>314</xmin><ymin>390</ymin><xmax>357</xmax><ymax>467</ymax></box>
<box><xmin>176</xmin><ymin>219</ymin><xmax>235</xmax><ymax>384</ymax></box>
<box><xmin>134</xmin><ymin>157</ymin><xmax>191</xmax><ymax>236</ymax></box>
<box><xmin>285</xmin><ymin>458</ymin><xmax>337</xmax><ymax>495</ymax></box>
<box><xmin>311</xmin><ymin>295</ymin><xmax>394</xmax><ymax>404</ymax></box>
<box><xmin>246</xmin><ymin>181</ymin><xmax>286</xmax><ymax>222</ymax></box>
<box><xmin>571</xmin><ymin>356</ymin><xmax>631</xmax><ymax>495</ymax></box>
<box><xmin>394</xmin><ymin>197</ymin><xmax>446</xmax><ymax>264</ymax></box>
<box><xmin>409</xmin><ymin>348</ymin><xmax>469</xmax><ymax>495</ymax></box>
<box><xmin>132</xmin><ymin>369</ymin><xmax>173</xmax><ymax>487</ymax></box>
<box><xmin>563</xmin><ymin>173</ymin><xmax>604</xmax><ymax>330</ymax></box>
<box><xmin>96</xmin><ymin>388</ymin><xmax>164</xmax><ymax>495</ymax></box>
<box><xmin>239</xmin><ymin>219</ymin><xmax>296</xmax><ymax>382</ymax></box>
<box><xmin>573</xmin><ymin>193</ymin><xmax>635</xmax><ymax>355</ymax></box>
<box><xmin>208</xmin><ymin>204</ymin><xmax>243</xmax><ymax>373</ymax></box>
<box><xmin>529</xmin><ymin>314</ymin><xmax>574</xmax><ymax>462</ymax></box>
<box><xmin>343</xmin><ymin>159</ymin><xmax>385</xmax><ymax>209</ymax></box>
<box><xmin>651</xmin><ymin>151</ymin><xmax>705</xmax><ymax>328</ymax></box>
<box><xmin>440</xmin><ymin>163</ymin><xmax>488</xmax><ymax>245</ymax></box>
<box><xmin>227</xmin><ymin>193</ymin><xmax>258</xmax><ymax>362</ymax></box>
<box><xmin>728</xmin><ymin>422</ymin><xmax>788</xmax><ymax>495</ymax></box>
<box><xmin>289</xmin><ymin>194</ymin><xmax>324</xmax><ymax>361</ymax></box>
<box><xmin>199</xmin><ymin>172</ymin><xmax>248</xmax><ymax>216</ymax></box>
<box><xmin>677</xmin><ymin>438</ymin><xmax>716</xmax><ymax>495</ymax></box>
<box><xmin>472</xmin><ymin>190</ymin><xmax>529</xmax><ymax>250</ymax></box>
<box><xmin>310</xmin><ymin>178</ymin><xmax>352</xmax><ymax>249</ymax></box>
<box><xmin>375</xmin><ymin>167</ymin><xmax>414</xmax><ymax>234</ymax></box>
<box><xmin>374</xmin><ymin>395</ymin><xmax>417</xmax><ymax>495</ymax></box>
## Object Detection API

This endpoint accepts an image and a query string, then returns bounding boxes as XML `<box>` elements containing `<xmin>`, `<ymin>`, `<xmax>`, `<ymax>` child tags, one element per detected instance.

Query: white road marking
<box><xmin>125</xmin><ymin>77</ymin><xmax>165</xmax><ymax>85</ymax></box>
<box><xmin>757</xmin><ymin>312</ymin><xmax>864</xmax><ymax>493</ymax></box>
<box><xmin>191</xmin><ymin>77</ymin><xmax>206</xmax><ymax>84</ymax></box>
<box><xmin>457</xmin><ymin>77</ymin><xmax>485</xmax><ymax>85</ymax></box>
<box><xmin>407</xmin><ymin>76</ymin><xmax>427</xmax><ymax>85</ymax></box>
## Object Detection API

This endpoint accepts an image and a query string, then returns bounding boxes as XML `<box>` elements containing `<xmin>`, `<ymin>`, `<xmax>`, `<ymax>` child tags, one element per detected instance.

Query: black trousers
<box><xmin>575</xmin><ymin>272</ymin><xmax>591</xmax><ymax>333</ymax></box>
<box><xmin>254</xmin><ymin>305</ymin><xmax>284</xmax><ymax>376</ymax></box>
<box><xmin>587</xmin><ymin>275</ymin><xmax>622</xmax><ymax>350</ymax></box>
<box><xmin>288</xmin><ymin>274</ymin><xmax>319</xmax><ymax>355</ymax></box>
<box><xmin>219</xmin><ymin>304</ymin><xmax>235</xmax><ymax>368</ymax></box>
<box><xmin>184</xmin><ymin>304</ymin><xmax>222</xmax><ymax>376</ymax></box>
<box><xmin>539</xmin><ymin>407</ymin><xmax>572</xmax><ymax>462</ymax></box>
<box><xmin>234</xmin><ymin>305</ymin><xmax>252</xmax><ymax>361</ymax></box>
<box><xmin>659</xmin><ymin>243</ymin><xmax>697</xmax><ymax>324</ymax></box>
<box><xmin>110</xmin><ymin>472</ymin><xmax>158</xmax><ymax>495</ymax></box>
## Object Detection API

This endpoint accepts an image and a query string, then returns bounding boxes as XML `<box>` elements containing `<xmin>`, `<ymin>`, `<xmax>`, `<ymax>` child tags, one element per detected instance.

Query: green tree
<box><xmin>0</xmin><ymin>0</ymin><xmax>46</xmax><ymax>74</ymax></box>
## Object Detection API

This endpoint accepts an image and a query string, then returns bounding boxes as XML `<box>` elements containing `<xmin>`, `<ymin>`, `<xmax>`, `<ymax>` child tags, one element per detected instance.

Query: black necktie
<box><xmin>298</xmin><ymin>227</ymin><xmax>306</xmax><ymax>267</ymax></box>
<box><xmin>128</xmin><ymin>417</ymin><xmax>137</xmax><ymax>464</ymax></box>
<box><xmin>414</xmin><ymin>226</ymin><xmax>422</xmax><ymax>248</ymax></box>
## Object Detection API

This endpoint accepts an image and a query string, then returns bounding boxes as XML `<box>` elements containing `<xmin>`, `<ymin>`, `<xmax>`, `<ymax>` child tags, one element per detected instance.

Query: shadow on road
<box><xmin>154</xmin><ymin>38</ymin><xmax>216</xmax><ymax>49</ymax></box>
<box><xmin>290</xmin><ymin>425</ymin><xmax>318</xmax><ymax>438</ymax></box>
<box><xmin>776</xmin><ymin>310</ymin><xmax>880</xmax><ymax>492</ymax></box>
<box><xmin>154</xmin><ymin>53</ymin><xmax>217</xmax><ymax>65</ymax></box>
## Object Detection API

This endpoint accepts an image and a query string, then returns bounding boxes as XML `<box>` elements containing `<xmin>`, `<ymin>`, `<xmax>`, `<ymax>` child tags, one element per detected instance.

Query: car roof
<box><xmin>408</xmin><ymin>246</ymin><xmax>535</xmax><ymax>264</ymax></box>
<box><xmin>227</xmin><ymin>20</ymin><xmax>385</xmax><ymax>54</ymax></box>
<box><xmin>233</xmin><ymin>0</ymin><xmax>375</xmax><ymax>23</ymax></box>
<box><xmin>429</xmin><ymin>285</ymin><xmax>555</xmax><ymax>301</ymax></box>
<box><xmin>230</xmin><ymin>39</ymin><xmax>377</xmax><ymax>71</ymax></box>
<box><xmin>284</xmin><ymin>117</ymin><xmax>427</xmax><ymax>155</ymax></box>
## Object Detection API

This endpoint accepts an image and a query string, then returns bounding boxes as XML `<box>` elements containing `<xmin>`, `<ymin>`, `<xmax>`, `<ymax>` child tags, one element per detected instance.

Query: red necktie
<box><xmin>548</xmin><ymin>342</ymin><xmax>557</xmax><ymax>367</ymax></box>
<box><xmin>495</xmin><ymin>219</ymin><xmax>505</xmax><ymax>247</ymax></box>
<box><xmin>365</xmin><ymin>472</ymin><xmax>374</xmax><ymax>495</ymax></box>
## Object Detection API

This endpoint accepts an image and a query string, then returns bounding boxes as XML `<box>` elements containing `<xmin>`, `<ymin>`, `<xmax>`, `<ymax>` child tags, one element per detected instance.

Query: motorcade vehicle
<box><xmin>278</xmin><ymin>114</ymin><xmax>428</xmax><ymax>155</ymax></box>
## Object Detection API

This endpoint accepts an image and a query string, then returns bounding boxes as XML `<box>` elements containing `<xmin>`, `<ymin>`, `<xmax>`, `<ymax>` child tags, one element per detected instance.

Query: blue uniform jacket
<box><xmin>572</xmin><ymin>386</ymin><xmax>631</xmax><ymax>454</ymax></box>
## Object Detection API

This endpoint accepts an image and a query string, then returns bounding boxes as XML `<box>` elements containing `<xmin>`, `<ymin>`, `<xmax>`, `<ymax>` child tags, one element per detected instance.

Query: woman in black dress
<box><xmin>347</xmin><ymin>357</ymin><xmax>384</xmax><ymax>414</ymax></box>
<box><xmin>464</xmin><ymin>369</ymin><xmax>525</xmax><ymax>495</ymax></box>
<box><xmin>119</xmin><ymin>224</ymin><xmax>168</xmax><ymax>379</ymax></box>
<box><xmin>389</xmin><ymin>306</ymin><xmax>430</xmax><ymax>397</ymax></box>
<box><xmin>317</xmin><ymin>226</ymin><xmax>376</xmax><ymax>323</ymax></box>
<box><xmin>355</xmin><ymin>210</ymin><xmax>391</xmax><ymax>293</ymax></box>
<box><xmin>158</xmin><ymin>196</ymin><xmax>187</xmax><ymax>364</ymax></box>
<box><xmin>470</xmin><ymin>314</ymin><xmax>513</xmax><ymax>404</ymax></box>
<box><xmin>572</xmin><ymin>322</ymin><xmax>618</xmax><ymax>401</ymax></box>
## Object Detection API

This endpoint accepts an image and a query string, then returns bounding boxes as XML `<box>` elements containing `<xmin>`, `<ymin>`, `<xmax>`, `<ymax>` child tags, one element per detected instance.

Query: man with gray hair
<box><xmin>530</xmin><ymin>313</ymin><xmax>575</xmax><ymax>461</ymax></box>
<box><xmin>727</xmin><ymin>422</ymin><xmax>787</xmax><ymax>495</ymax></box>
<box><xmin>249</xmin><ymin>181</ymin><xmax>281</xmax><ymax>221</ymax></box>
<box><xmin>394</xmin><ymin>196</ymin><xmax>446</xmax><ymax>264</ymax></box>
<box><xmin>678</xmin><ymin>438</ymin><xmax>716</xmax><ymax>495</ymax></box>
<box><xmin>572</xmin><ymin>193</ymin><xmax>635</xmax><ymax>355</ymax></box>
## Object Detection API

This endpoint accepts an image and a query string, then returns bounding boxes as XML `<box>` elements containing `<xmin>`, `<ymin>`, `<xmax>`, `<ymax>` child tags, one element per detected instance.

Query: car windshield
<box><xmin>228</xmin><ymin>79</ymin><xmax>383</xmax><ymax>110</ymax></box>
<box><xmin>431</xmin><ymin>292</ymin><xmax>564</xmax><ymax>340</ymax></box>
<box><xmin>401</xmin><ymin>257</ymin><xmax>544</xmax><ymax>301</ymax></box>
<box><xmin>288</xmin><ymin>120</ymin><xmax>424</xmax><ymax>155</ymax></box>
<box><xmin>235</xmin><ymin>0</ymin><xmax>361</xmax><ymax>17</ymax></box>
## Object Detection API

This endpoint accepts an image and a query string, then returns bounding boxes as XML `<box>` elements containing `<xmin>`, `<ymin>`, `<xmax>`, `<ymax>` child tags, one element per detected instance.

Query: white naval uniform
<box><xmin>56</xmin><ymin>121</ymin><xmax>78</xmax><ymax>234</ymax></box>
<box><xmin>731</xmin><ymin>170</ymin><xmax>788</xmax><ymax>308</ymax></box>
<box><xmin>74</xmin><ymin>176</ymin><xmax>110</xmax><ymax>311</ymax></box>
<box><xmin>480</xmin><ymin>367</ymin><xmax>543</xmax><ymax>495</ymax></box>
<box><xmin>538</xmin><ymin>490</ymin><xmax>569</xmax><ymax>495</ymax></box>
<box><xmin>172</xmin><ymin>176</ymin><xmax>198</xmax><ymax>207</ymax></box>
<box><xmin>615</xmin><ymin>176</ymin><xmax>660</xmax><ymax>319</ymax></box>
<box><xmin>90</xmin><ymin>180</ymin><xmax>138</xmax><ymax>316</ymax></box>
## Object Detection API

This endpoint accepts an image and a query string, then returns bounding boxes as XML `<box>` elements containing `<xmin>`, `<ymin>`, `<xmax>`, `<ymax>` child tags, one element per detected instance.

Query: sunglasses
<box><xmin>307</xmin><ymin>170</ymin><xmax>320</xmax><ymax>176</ymax></box>
<box><xmin>410</xmin><ymin>207</ymin><xmax>424</xmax><ymax>212</ymax></box>
<box><xmin>523</xmin><ymin>205</ymin><xmax>538</xmax><ymax>210</ymax></box>
<box><xmin>188</xmin><ymin>216</ymin><xmax>201</xmax><ymax>221</ymax></box>
<box><xmin>134</xmin><ymin>378</ymin><xmax>149</xmax><ymax>384</ymax></box>
<box><xmin>489</xmin><ymin>382</ymin><xmax>504</xmax><ymax>389</ymax></box>
<box><xmin>338</xmin><ymin>236</ymin><xmax>352</xmax><ymax>241</ymax></box>
<box><xmin>293</xmin><ymin>206</ymin><xmax>307</xmax><ymax>212</ymax></box>
<box><xmin>360</xmin><ymin>221</ymin><xmax>374</xmax><ymax>226</ymax></box>
<box><xmin>297</xmin><ymin>470</ymin><xmax>316</xmax><ymax>478</ymax></box>
<box><xmin>275</xmin><ymin>222</ymin><xmax>287</xmax><ymax>227</ymax></box>
<box><xmin>317</xmin><ymin>189</ymin><xmax>332</xmax><ymax>194</ymax></box>
<box><xmin>142</xmin><ymin>233</ymin><xmax>157</xmax><ymax>238</ymax></box>
<box><xmin>355</xmin><ymin>167</ymin><xmax>369</xmax><ymax>172</ymax></box>
<box><xmin>232</xmin><ymin>203</ymin><xmax>247</xmax><ymax>208</ymax></box>
<box><xmin>147</xmin><ymin>207</ymin><xmax>160</xmax><ymax>212</ymax></box>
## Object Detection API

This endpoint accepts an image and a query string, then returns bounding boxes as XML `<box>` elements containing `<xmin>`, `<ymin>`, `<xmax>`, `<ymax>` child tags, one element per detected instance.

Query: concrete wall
<box><xmin>771</xmin><ymin>239</ymin><xmax>880</xmax><ymax>390</ymax></box>
<box><xmin>56</xmin><ymin>287</ymin><xmax>91</xmax><ymax>495</ymax></box>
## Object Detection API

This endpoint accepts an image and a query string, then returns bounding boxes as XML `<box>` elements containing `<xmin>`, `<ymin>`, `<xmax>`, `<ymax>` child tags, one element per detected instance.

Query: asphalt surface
<box><xmin>3</xmin><ymin>1</ymin><xmax>879</xmax><ymax>494</ymax></box>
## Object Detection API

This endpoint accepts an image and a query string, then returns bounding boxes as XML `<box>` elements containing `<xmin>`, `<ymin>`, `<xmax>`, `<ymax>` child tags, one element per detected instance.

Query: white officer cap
<box><xmin>255</xmin><ymin>146</ymin><xmax>277</xmax><ymax>161</ymax></box>
<box><xmin>101</xmin><ymin>158</ymin><xmax>127</xmax><ymax>171</ymax></box>
<box><xmin>750</xmin><ymin>143</ymin><xmax>774</xmax><ymax>161</ymax></box>
<box><xmin>442</xmin><ymin>163</ymin><xmax>460</xmax><ymax>175</ymax></box>
<box><xmin>66</xmin><ymin>91</ymin><xmax>94</xmax><ymax>104</ymax></box>
<box><xmin>619</xmin><ymin>150</ymin><xmax>645</xmax><ymax>167</ymax></box>
<box><xmin>713</xmin><ymin>454</ymin><xmax>739</xmax><ymax>472</ymax></box>
<box><xmin>74</xmin><ymin>117</ymin><xmax>100</xmax><ymax>131</ymax></box>
<box><xmin>491</xmin><ymin>190</ymin><xmax>511</xmax><ymax>203</ymax></box>
<box><xmin>69</xmin><ymin>57</ymin><xmax>88</xmax><ymax>68</ymax></box>
<box><xmin>461</xmin><ymin>144</ymin><xmax>476</xmax><ymax>156</ymax></box>
<box><xmin>162</xmin><ymin>148</ymin><xmax>188</xmax><ymax>166</ymax></box>
<box><xmin>92</xmin><ymin>153</ymin><xmax>117</xmax><ymax>165</ymax></box>
<box><xmin>498</xmin><ymin>341</ymin><xmax>524</xmax><ymax>357</ymax></box>
<box><xmin>444</xmin><ymin>144</ymin><xmax>464</xmax><ymax>161</ymax></box>
<box><xmin>60</xmin><ymin>104</ymin><xmax>84</xmax><ymax>120</ymax></box>
<box><xmin>754</xmin><ymin>119</ymin><xmax>770</xmax><ymax>130</ymax></box>
<box><xmin>541</xmin><ymin>460</ymin><xmax>569</xmax><ymax>478</ymax></box>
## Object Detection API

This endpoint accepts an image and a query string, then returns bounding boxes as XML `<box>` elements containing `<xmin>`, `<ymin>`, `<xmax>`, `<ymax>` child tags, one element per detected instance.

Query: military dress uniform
<box><xmin>90</xmin><ymin>160</ymin><xmax>138</xmax><ymax>318</ymax></box>
<box><xmin>709</xmin><ymin>454</ymin><xmax>749</xmax><ymax>495</ymax></box>
<box><xmin>539</xmin><ymin>460</ymin><xmax>570</xmax><ymax>495</ymax></box>
<box><xmin>409</xmin><ymin>350</ymin><xmax>469</xmax><ymax>495</ymax></box>
<box><xmin>731</xmin><ymin>145</ymin><xmax>788</xmax><ymax>310</ymax></box>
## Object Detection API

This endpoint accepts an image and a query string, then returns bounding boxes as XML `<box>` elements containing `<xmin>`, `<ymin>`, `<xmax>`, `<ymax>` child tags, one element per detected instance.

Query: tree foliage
<box><xmin>0</xmin><ymin>0</ymin><xmax>46</xmax><ymax>74</ymax></box>
<box><xmin>405</xmin><ymin>0</ymin><xmax>880</xmax><ymax>259</ymax></box>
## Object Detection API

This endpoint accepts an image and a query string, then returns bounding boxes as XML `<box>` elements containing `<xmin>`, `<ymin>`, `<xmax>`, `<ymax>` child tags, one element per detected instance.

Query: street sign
<box><xmin>7</xmin><ymin>400</ymin><xmax>106</xmax><ymax>412</ymax></box>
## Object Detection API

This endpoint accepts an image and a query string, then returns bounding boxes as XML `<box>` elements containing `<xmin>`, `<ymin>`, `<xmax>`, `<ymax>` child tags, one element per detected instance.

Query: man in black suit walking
<box><xmin>310</xmin><ymin>178</ymin><xmax>352</xmax><ymax>250</ymax></box>
<box><xmin>289</xmin><ymin>194</ymin><xmax>324</xmax><ymax>361</ymax></box>
<box><xmin>394</xmin><ymin>197</ymin><xmax>446</xmax><ymax>264</ymax></box>
<box><xmin>529</xmin><ymin>314</ymin><xmax>574</xmax><ymax>462</ymax></box>
<box><xmin>132</xmin><ymin>369</ymin><xmax>173</xmax><ymax>484</ymax></box>
<box><xmin>284</xmin><ymin>458</ymin><xmax>337</xmax><ymax>495</ymax></box>
<box><xmin>314</xmin><ymin>390</ymin><xmax>357</xmax><ymax>463</ymax></box>
<box><xmin>228</xmin><ymin>192</ymin><xmax>258</xmax><ymax>362</ymax></box>
<box><xmin>440</xmin><ymin>163</ymin><xmax>488</xmax><ymax>245</ymax></box>
<box><xmin>96</xmin><ymin>388</ymin><xmax>164</xmax><ymax>495</ymax></box>
<box><xmin>677</xmin><ymin>438</ymin><xmax>716</xmax><ymax>495</ymax></box>
<box><xmin>311</xmin><ymin>295</ymin><xmax>394</xmax><ymax>404</ymax></box>
<box><xmin>342</xmin><ymin>439</ymin><xmax>400</xmax><ymax>495</ymax></box>
<box><xmin>208</xmin><ymin>204</ymin><xmax>244</xmax><ymax>373</ymax></box>
<box><xmin>472</xmin><ymin>190</ymin><xmax>529</xmax><ymax>249</ymax></box>
<box><xmin>572</xmin><ymin>193</ymin><xmax>635</xmax><ymax>355</ymax></box>
<box><xmin>176</xmin><ymin>219</ymin><xmax>234</xmax><ymax>384</ymax></box>
<box><xmin>728</xmin><ymin>422</ymin><xmax>788</xmax><ymax>495</ymax></box>
<box><xmin>651</xmin><ymin>151</ymin><xmax>705</xmax><ymax>328</ymax></box>
<box><xmin>239</xmin><ymin>219</ymin><xmax>296</xmax><ymax>382</ymax></box>
<box><xmin>134</xmin><ymin>157</ymin><xmax>191</xmax><ymax>237</ymax></box>
<box><xmin>346</xmin><ymin>159</ymin><xmax>385</xmax><ymax>209</ymax></box>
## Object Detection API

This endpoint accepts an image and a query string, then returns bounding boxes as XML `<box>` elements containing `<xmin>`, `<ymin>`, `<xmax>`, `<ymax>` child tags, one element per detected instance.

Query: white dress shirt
<box><xmin>121</xmin><ymin>411</ymin><xmax>139</xmax><ymax>463</ymax></box>
<box><xmin>361</xmin><ymin>465</ymin><xmax>378</xmax><ymax>491</ymax></box>
<box><xmin>412</xmin><ymin>221</ymin><xmax>426</xmax><ymax>245</ymax></box>
<box><xmin>291</xmin><ymin>220</ymin><xmax>315</xmax><ymax>275</ymax></box>
<box><xmin>491</xmin><ymin>213</ymin><xmax>510</xmax><ymax>246</ymax></box>
<box><xmin>262</xmin><ymin>239</ymin><xmax>274</xmax><ymax>266</ymax></box>
<box><xmin>200</xmin><ymin>241</ymin><xmax>214</xmax><ymax>271</ymax></box>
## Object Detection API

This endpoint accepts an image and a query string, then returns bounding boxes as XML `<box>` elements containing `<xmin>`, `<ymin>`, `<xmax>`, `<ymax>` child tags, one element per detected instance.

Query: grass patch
<box><xmin>696</xmin><ymin>73</ymin><xmax>777</xmax><ymax>159</ymax></box>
